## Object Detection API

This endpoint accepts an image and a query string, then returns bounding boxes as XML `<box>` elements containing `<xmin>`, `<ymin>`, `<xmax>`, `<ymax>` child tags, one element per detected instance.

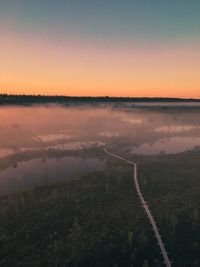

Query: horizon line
<box><xmin>0</xmin><ymin>93</ymin><xmax>200</xmax><ymax>101</ymax></box>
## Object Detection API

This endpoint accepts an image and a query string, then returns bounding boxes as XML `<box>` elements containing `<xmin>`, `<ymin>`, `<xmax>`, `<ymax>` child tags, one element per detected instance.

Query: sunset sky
<box><xmin>0</xmin><ymin>0</ymin><xmax>200</xmax><ymax>98</ymax></box>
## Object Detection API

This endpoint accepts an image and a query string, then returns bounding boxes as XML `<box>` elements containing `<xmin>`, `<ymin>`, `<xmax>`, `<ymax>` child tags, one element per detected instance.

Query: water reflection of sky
<box><xmin>122</xmin><ymin>118</ymin><xmax>143</xmax><ymax>124</ymax></box>
<box><xmin>37</xmin><ymin>133</ymin><xmax>71</xmax><ymax>142</ymax></box>
<box><xmin>0</xmin><ymin>148</ymin><xmax>16</xmax><ymax>158</ymax></box>
<box><xmin>132</xmin><ymin>137</ymin><xmax>200</xmax><ymax>155</ymax></box>
<box><xmin>0</xmin><ymin>157</ymin><xmax>105</xmax><ymax>193</ymax></box>
<box><xmin>0</xmin><ymin>105</ymin><xmax>200</xmax><ymax>182</ymax></box>
<box><xmin>155</xmin><ymin>125</ymin><xmax>200</xmax><ymax>133</ymax></box>
<box><xmin>99</xmin><ymin>132</ymin><xmax>119</xmax><ymax>137</ymax></box>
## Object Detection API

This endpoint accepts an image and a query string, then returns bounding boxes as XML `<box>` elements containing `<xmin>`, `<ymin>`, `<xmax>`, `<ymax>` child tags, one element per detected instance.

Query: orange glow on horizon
<box><xmin>1</xmin><ymin>31</ymin><xmax>200</xmax><ymax>98</ymax></box>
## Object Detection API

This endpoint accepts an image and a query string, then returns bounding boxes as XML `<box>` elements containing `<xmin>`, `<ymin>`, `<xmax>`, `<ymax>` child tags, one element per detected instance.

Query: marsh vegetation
<box><xmin>0</xmin><ymin>97</ymin><xmax>200</xmax><ymax>266</ymax></box>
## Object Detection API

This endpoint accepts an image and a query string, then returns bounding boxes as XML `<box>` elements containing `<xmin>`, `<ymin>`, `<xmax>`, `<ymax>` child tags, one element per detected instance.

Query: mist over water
<box><xmin>0</xmin><ymin>103</ymin><xmax>200</xmax><ymax>192</ymax></box>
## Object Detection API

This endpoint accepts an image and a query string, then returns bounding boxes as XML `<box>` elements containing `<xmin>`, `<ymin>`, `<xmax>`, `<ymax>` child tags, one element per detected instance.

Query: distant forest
<box><xmin>0</xmin><ymin>94</ymin><xmax>200</xmax><ymax>105</ymax></box>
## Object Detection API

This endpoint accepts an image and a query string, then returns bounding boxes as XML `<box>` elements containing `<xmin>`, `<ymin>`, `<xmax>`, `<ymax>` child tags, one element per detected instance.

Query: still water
<box><xmin>132</xmin><ymin>137</ymin><xmax>200</xmax><ymax>155</ymax></box>
<box><xmin>0</xmin><ymin>104</ymin><xmax>200</xmax><ymax>193</ymax></box>
<box><xmin>0</xmin><ymin>157</ymin><xmax>105</xmax><ymax>193</ymax></box>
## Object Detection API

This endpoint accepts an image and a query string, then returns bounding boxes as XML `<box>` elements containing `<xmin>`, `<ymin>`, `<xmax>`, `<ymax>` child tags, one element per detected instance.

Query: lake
<box><xmin>0</xmin><ymin>104</ymin><xmax>200</xmax><ymax>192</ymax></box>
<box><xmin>0</xmin><ymin>156</ymin><xmax>105</xmax><ymax>193</ymax></box>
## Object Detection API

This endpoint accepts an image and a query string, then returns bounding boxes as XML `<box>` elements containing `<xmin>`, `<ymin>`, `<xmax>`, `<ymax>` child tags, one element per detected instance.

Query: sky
<box><xmin>0</xmin><ymin>0</ymin><xmax>200</xmax><ymax>98</ymax></box>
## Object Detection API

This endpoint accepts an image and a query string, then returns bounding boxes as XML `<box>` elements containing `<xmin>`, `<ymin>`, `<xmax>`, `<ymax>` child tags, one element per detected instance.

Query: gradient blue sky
<box><xmin>1</xmin><ymin>0</ymin><xmax>200</xmax><ymax>97</ymax></box>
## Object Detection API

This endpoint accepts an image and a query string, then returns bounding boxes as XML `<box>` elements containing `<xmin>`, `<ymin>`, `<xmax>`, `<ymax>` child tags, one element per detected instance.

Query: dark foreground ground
<box><xmin>0</xmin><ymin>148</ymin><xmax>200</xmax><ymax>267</ymax></box>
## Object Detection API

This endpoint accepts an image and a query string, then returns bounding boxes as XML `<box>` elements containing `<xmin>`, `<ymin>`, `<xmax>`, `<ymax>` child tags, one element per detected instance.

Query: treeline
<box><xmin>0</xmin><ymin>94</ymin><xmax>200</xmax><ymax>105</ymax></box>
